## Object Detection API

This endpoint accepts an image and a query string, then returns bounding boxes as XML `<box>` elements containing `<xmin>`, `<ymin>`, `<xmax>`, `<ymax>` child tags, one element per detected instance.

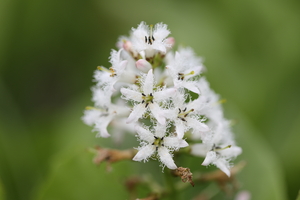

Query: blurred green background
<box><xmin>0</xmin><ymin>0</ymin><xmax>300</xmax><ymax>199</ymax></box>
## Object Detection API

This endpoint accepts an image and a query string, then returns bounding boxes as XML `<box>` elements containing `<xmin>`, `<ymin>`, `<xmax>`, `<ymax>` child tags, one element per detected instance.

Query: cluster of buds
<box><xmin>82</xmin><ymin>21</ymin><xmax>242</xmax><ymax>177</ymax></box>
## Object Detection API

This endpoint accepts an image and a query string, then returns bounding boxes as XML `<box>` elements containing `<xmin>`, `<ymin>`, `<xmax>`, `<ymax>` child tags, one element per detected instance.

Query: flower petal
<box><xmin>214</xmin><ymin>158</ymin><xmax>231</xmax><ymax>177</ymax></box>
<box><xmin>187</xmin><ymin>117</ymin><xmax>210</xmax><ymax>132</ymax></box>
<box><xmin>121</xmin><ymin>88</ymin><xmax>142</xmax><ymax>102</ymax></box>
<box><xmin>175</xmin><ymin>120</ymin><xmax>185</xmax><ymax>139</ymax></box>
<box><xmin>149</xmin><ymin>102</ymin><xmax>166</xmax><ymax>125</ymax></box>
<box><xmin>126</xmin><ymin>103</ymin><xmax>147</xmax><ymax>123</ymax></box>
<box><xmin>135</xmin><ymin>125</ymin><xmax>155</xmax><ymax>143</ymax></box>
<box><xmin>158</xmin><ymin>147</ymin><xmax>177</xmax><ymax>169</ymax></box>
<box><xmin>202</xmin><ymin>151</ymin><xmax>217</xmax><ymax>166</ymax></box>
<box><xmin>143</xmin><ymin>69</ymin><xmax>154</xmax><ymax>94</ymax></box>
<box><xmin>181</xmin><ymin>81</ymin><xmax>200</xmax><ymax>94</ymax></box>
<box><xmin>133</xmin><ymin>145</ymin><xmax>155</xmax><ymax>162</ymax></box>
<box><xmin>164</xmin><ymin>137</ymin><xmax>188</xmax><ymax>148</ymax></box>
<box><xmin>154</xmin><ymin>88</ymin><xmax>176</xmax><ymax>102</ymax></box>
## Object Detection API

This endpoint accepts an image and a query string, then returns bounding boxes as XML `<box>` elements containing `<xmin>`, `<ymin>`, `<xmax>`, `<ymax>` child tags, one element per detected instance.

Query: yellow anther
<box><xmin>189</xmin><ymin>71</ymin><xmax>195</xmax><ymax>75</ymax></box>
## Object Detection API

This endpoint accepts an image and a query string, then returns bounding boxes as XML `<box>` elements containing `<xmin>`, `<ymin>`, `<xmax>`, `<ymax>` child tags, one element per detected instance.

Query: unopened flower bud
<box><xmin>135</xmin><ymin>59</ymin><xmax>152</xmax><ymax>73</ymax></box>
<box><xmin>123</xmin><ymin>40</ymin><xmax>133</xmax><ymax>52</ymax></box>
<box><xmin>165</xmin><ymin>37</ymin><xmax>175</xmax><ymax>51</ymax></box>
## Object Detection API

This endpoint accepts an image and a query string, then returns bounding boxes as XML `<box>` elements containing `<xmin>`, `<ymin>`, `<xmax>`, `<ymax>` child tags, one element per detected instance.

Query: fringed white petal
<box><xmin>143</xmin><ymin>69</ymin><xmax>154</xmax><ymax>94</ymax></box>
<box><xmin>154</xmin><ymin>88</ymin><xmax>176</xmax><ymax>102</ymax></box>
<box><xmin>133</xmin><ymin>145</ymin><xmax>155</xmax><ymax>162</ymax></box>
<box><xmin>214</xmin><ymin>159</ymin><xmax>231</xmax><ymax>177</ymax></box>
<box><xmin>149</xmin><ymin>102</ymin><xmax>166</xmax><ymax>125</ymax></box>
<box><xmin>135</xmin><ymin>125</ymin><xmax>155</xmax><ymax>143</ymax></box>
<box><xmin>126</xmin><ymin>103</ymin><xmax>147</xmax><ymax>123</ymax></box>
<box><xmin>202</xmin><ymin>151</ymin><xmax>217</xmax><ymax>166</ymax></box>
<box><xmin>158</xmin><ymin>147</ymin><xmax>177</xmax><ymax>169</ymax></box>
<box><xmin>187</xmin><ymin>117</ymin><xmax>210</xmax><ymax>132</ymax></box>
<box><xmin>175</xmin><ymin>120</ymin><xmax>185</xmax><ymax>139</ymax></box>
<box><xmin>120</xmin><ymin>88</ymin><xmax>142</xmax><ymax>102</ymax></box>
<box><xmin>164</xmin><ymin>137</ymin><xmax>188</xmax><ymax>148</ymax></box>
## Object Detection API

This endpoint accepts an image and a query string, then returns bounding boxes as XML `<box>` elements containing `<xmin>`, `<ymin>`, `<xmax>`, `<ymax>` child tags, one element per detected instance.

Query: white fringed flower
<box><xmin>165</xmin><ymin>92</ymin><xmax>210</xmax><ymax>139</ymax></box>
<box><xmin>133</xmin><ymin>124</ymin><xmax>188</xmax><ymax>169</ymax></box>
<box><xmin>131</xmin><ymin>21</ymin><xmax>171</xmax><ymax>58</ymax></box>
<box><xmin>191</xmin><ymin>143</ymin><xmax>242</xmax><ymax>177</ymax></box>
<box><xmin>121</xmin><ymin>69</ymin><xmax>176</xmax><ymax>125</ymax></box>
<box><xmin>94</xmin><ymin>49</ymin><xmax>128</xmax><ymax>92</ymax></box>
<box><xmin>82</xmin><ymin>88</ymin><xmax>129</xmax><ymax>138</ymax></box>
<box><xmin>190</xmin><ymin>118</ymin><xmax>242</xmax><ymax>176</ymax></box>
<box><xmin>166</xmin><ymin>48</ymin><xmax>205</xmax><ymax>94</ymax></box>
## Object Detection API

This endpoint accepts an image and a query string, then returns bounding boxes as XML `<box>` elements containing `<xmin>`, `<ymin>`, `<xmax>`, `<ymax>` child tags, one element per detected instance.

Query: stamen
<box><xmin>178</xmin><ymin>117</ymin><xmax>186</xmax><ymax>122</ymax></box>
<box><xmin>177</xmin><ymin>71</ymin><xmax>195</xmax><ymax>81</ymax></box>
<box><xmin>145</xmin><ymin>24</ymin><xmax>155</xmax><ymax>45</ymax></box>
<box><xmin>148</xmin><ymin>36</ymin><xmax>152</xmax><ymax>45</ymax></box>
<box><xmin>97</xmin><ymin>66</ymin><xmax>116</xmax><ymax>77</ymax></box>
<box><xmin>213</xmin><ymin>145</ymin><xmax>232</xmax><ymax>152</ymax></box>
<box><xmin>178</xmin><ymin>108</ymin><xmax>194</xmax><ymax>120</ymax></box>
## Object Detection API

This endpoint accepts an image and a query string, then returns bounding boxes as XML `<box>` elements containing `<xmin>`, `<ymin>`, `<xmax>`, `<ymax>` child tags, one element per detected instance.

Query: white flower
<box><xmin>82</xmin><ymin>88</ymin><xmax>130</xmax><ymax>138</ymax></box>
<box><xmin>166</xmin><ymin>92</ymin><xmax>210</xmax><ymax>139</ymax></box>
<box><xmin>191</xmin><ymin>143</ymin><xmax>242</xmax><ymax>177</ymax></box>
<box><xmin>121</xmin><ymin>69</ymin><xmax>176</xmax><ymax>125</ymax></box>
<box><xmin>166</xmin><ymin>48</ymin><xmax>204</xmax><ymax>94</ymax></box>
<box><xmin>190</xmin><ymin>119</ymin><xmax>242</xmax><ymax>176</ymax></box>
<box><xmin>131</xmin><ymin>21</ymin><xmax>171</xmax><ymax>58</ymax></box>
<box><xmin>133</xmin><ymin>124</ymin><xmax>188</xmax><ymax>169</ymax></box>
<box><xmin>94</xmin><ymin>49</ymin><xmax>128</xmax><ymax>92</ymax></box>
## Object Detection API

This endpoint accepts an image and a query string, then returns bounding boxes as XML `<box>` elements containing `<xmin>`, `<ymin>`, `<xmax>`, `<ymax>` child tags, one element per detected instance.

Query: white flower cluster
<box><xmin>82</xmin><ymin>22</ymin><xmax>242</xmax><ymax>176</ymax></box>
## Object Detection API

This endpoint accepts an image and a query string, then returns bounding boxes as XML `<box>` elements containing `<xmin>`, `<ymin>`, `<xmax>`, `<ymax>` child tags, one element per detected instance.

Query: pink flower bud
<box><xmin>165</xmin><ymin>37</ymin><xmax>175</xmax><ymax>51</ymax></box>
<box><xmin>135</xmin><ymin>59</ymin><xmax>152</xmax><ymax>73</ymax></box>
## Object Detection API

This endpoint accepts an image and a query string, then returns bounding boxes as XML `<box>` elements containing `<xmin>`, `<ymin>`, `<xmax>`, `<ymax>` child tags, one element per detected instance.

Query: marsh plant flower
<box><xmin>83</xmin><ymin>21</ymin><xmax>242</xmax><ymax>174</ymax></box>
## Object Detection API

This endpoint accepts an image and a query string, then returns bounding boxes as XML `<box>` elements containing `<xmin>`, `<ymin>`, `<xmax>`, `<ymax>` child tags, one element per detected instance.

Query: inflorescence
<box><xmin>82</xmin><ymin>21</ymin><xmax>242</xmax><ymax>177</ymax></box>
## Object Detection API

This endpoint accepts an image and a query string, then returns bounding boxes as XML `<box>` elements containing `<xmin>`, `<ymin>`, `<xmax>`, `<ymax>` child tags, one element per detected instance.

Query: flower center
<box><xmin>144</xmin><ymin>24</ymin><xmax>155</xmax><ymax>45</ymax></box>
<box><xmin>141</xmin><ymin>93</ymin><xmax>154</xmax><ymax>108</ymax></box>
<box><xmin>178</xmin><ymin>107</ymin><xmax>194</xmax><ymax>121</ymax></box>
<box><xmin>177</xmin><ymin>71</ymin><xmax>195</xmax><ymax>80</ymax></box>
<box><xmin>152</xmin><ymin>136</ymin><xmax>164</xmax><ymax>151</ymax></box>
